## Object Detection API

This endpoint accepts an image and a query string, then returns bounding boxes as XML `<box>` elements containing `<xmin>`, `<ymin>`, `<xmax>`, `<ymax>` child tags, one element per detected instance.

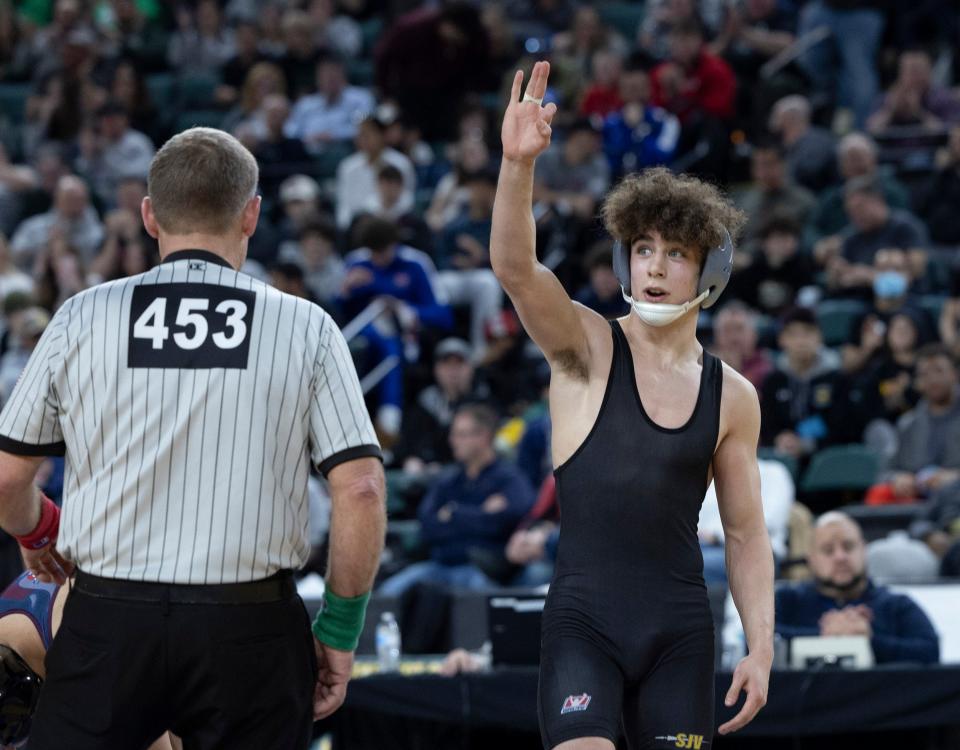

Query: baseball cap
<box><xmin>435</xmin><ymin>338</ymin><xmax>471</xmax><ymax>361</ymax></box>
<box><xmin>279</xmin><ymin>175</ymin><xmax>320</xmax><ymax>204</ymax></box>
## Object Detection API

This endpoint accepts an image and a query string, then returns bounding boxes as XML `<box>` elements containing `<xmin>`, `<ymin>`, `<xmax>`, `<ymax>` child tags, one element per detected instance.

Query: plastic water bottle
<box><xmin>720</xmin><ymin>592</ymin><xmax>746</xmax><ymax>671</ymax></box>
<box><xmin>376</xmin><ymin>612</ymin><xmax>401</xmax><ymax>672</ymax></box>
<box><xmin>721</xmin><ymin>620</ymin><xmax>746</xmax><ymax>671</ymax></box>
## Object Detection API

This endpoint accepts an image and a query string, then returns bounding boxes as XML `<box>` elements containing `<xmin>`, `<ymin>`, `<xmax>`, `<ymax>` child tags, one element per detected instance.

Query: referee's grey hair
<box><xmin>148</xmin><ymin>127</ymin><xmax>258</xmax><ymax>235</ymax></box>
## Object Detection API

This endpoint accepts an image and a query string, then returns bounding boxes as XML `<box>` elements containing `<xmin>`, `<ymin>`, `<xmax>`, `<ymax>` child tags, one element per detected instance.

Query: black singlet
<box><xmin>538</xmin><ymin>319</ymin><xmax>722</xmax><ymax>750</ymax></box>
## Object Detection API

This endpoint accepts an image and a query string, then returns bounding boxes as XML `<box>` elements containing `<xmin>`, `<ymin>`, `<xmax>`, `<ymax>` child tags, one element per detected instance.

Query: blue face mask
<box><xmin>873</xmin><ymin>271</ymin><xmax>908</xmax><ymax>299</ymax></box>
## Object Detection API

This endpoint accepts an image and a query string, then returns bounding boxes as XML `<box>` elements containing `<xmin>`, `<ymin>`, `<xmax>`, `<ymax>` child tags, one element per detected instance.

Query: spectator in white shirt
<box><xmin>335</xmin><ymin>115</ymin><xmax>415</xmax><ymax>230</ymax></box>
<box><xmin>284</xmin><ymin>53</ymin><xmax>375</xmax><ymax>150</ymax></box>
<box><xmin>698</xmin><ymin>457</ymin><xmax>795</xmax><ymax>584</ymax></box>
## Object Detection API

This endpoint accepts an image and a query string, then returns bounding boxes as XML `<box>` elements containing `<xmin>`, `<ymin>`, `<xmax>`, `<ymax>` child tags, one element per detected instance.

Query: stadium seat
<box><xmin>177</xmin><ymin>73</ymin><xmax>221</xmax><ymax>109</ymax></box>
<box><xmin>816</xmin><ymin>299</ymin><xmax>868</xmax><ymax>347</ymax></box>
<box><xmin>800</xmin><ymin>444</ymin><xmax>880</xmax><ymax>494</ymax></box>
<box><xmin>386</xmin><ymin>519</ymin><xmax>422</xmax><ymax>556</ymax></box>
<box><xmin>313</xmin><ymin>140</ymin><xmax>354</xmax><ymax>179</ymax></box>
<box><xmin>145</xmin><ymin>72</ymin><xmax>176</xmax><ymax>111</ymax></box>
<box><xmin>918</xmin><ymin>295</ymin><xmax>947</xmax><ymax>325</ymax></box>
<box><xmin>360</xmin><ymin>17</ymin><xmax>384</xmax><ymax>56</ymax></box>
<box><xmin>0</xmin><ymin>83</ymin><xmax>31</xmax><ymax>124</ymax></box>
<box><xmin>385</xmin><ymin>469</ymin><xmax>415</xmax><ymax>515</ymax></box>
<box><xmin>841</xmin><ymin>501</ymin><xmax>933</xmax><ymax>542</ymax></box>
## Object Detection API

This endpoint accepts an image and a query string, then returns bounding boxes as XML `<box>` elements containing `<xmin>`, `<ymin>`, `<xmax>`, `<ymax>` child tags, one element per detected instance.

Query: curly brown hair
<box><xmin>600</xmin><ymin>168</ymin><xmax>747</xmax><ymax>261</ymax></box>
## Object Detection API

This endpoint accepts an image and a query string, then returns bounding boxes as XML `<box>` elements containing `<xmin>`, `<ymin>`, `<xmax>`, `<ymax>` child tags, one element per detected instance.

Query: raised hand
<box><xmin>501</xmin><ymin>61</ymin><xmax>559</xmax><ymax>164</ymax></box>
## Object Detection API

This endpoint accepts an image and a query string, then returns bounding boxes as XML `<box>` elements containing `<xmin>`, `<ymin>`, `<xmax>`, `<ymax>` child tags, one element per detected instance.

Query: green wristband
<box><xmin>312</xmin><ymin>588</ymin><xmax>371</xmax><ymax>651</ymax></box>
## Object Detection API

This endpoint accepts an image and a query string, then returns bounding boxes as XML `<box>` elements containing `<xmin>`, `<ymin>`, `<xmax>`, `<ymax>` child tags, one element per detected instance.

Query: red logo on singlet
<box><xmin>560</xmin><ymin>693</ymin><xmax>592</xmax><ymax>714</ymax></box>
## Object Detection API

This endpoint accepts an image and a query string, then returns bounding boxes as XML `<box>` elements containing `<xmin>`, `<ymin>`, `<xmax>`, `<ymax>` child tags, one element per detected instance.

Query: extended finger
<box><xmin>510</xmin><ymin>69</ymin><xmax>523</xmax><ymax>104</ymax></box>
<box><xmin>718</xmin><ymin>693</ymin><xmax>763</xmax><ymax>735</ymax></box>
<box><xmin>718</xmin><ymin>702</ymin><xmax>754</xmax><ymax>735</ymax></box>
<box><xmin>725</xmin><ymin>668</ymin><xmax>746</xmax><ymax>706</ymax></box>
<box><xmin>532</xmin><ymin>61</ymin><xmax>550</xmax><ymax>100</ymax></box>
<box><xmin>521</xmin><ymin>63</ymin><xmax>539</xmax><ymax>101</ymax></box>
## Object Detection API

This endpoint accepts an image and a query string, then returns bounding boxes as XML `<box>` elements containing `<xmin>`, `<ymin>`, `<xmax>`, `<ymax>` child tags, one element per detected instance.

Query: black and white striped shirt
<box><xmin>0</xmin><ymin>250</ymin><xmax>380</xmax><ymax>584</ymax></box>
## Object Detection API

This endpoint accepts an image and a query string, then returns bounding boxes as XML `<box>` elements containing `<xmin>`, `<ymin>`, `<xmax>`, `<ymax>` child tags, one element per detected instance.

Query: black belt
<box><xmin>73</xmin><ymin>569</ymin><xmax>296</xmax><ymax>605</ymax></box>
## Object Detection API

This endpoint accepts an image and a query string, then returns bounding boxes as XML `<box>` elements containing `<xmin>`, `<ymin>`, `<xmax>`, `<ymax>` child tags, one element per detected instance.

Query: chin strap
<box><xmin>622</xmin><ymin>288</ymin><xmax>711</xmax><ymax>327</ymax></box>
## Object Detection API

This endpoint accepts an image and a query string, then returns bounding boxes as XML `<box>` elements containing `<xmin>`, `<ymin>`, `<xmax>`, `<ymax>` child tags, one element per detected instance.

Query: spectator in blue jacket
<box><xmin>378</xmin><ymin>404</ymin><xmax>535</xmax><ymax>597</ymax></box>
<box><xmin>339</xmin><ymin>216</ymin><xmax>452</xmax><ymax>443</ymax></box>
<box><xmin>775</xmin><ymin>511</ymin><xmax>939</xmax><ymax>664</ymax></box>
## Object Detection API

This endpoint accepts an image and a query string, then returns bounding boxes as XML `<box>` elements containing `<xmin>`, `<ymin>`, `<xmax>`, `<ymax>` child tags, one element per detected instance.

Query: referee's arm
<box><xmin>312</xmin><ymin>456</ymin><xmax>385</xmax><ymax>720</ymax></box>
<box><xmin>309</xmin><ymin>317</ymin><xmax>385</xmax><ymax>719</ymax></box>
<box><xmin>325</xmin><ymin>457</ymin><xmax>386</xmax><ymax>597</ymax></box>
<box><xmin>310</xmin><ymin>318</ymin><xmax>387</xmax><ymax>597</ymax></box>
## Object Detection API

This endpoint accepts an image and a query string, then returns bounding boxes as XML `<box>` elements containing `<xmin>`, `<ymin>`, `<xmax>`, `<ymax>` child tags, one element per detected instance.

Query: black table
<box><xmin>323</xmin><ymin>664</ymin><xmax>960</xmax><ymax>749</ymax></box>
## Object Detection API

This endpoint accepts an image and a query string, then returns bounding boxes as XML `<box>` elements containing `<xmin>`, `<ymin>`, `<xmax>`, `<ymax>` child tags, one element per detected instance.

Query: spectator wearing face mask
<box><xmin>840</xmin><ymin>248</ymin><xmax>936</xmax><ymax>377</ymax></box>
<box><xmin>818</xmin><ymin>177</ymin><xmax>928</xmax><ymax>297</ymax></box>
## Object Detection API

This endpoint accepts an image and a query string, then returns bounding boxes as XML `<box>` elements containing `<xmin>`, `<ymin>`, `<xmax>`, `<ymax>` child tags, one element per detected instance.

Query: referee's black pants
<box><xmin>29</xmin><ymin>570</ymin><xmax>318</xmax><ymax>750</ymax></box>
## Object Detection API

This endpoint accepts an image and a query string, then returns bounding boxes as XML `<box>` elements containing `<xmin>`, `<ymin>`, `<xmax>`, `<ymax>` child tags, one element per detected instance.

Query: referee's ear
<box><xmin>240</xmin><ymin>195</ymin><xmax>262</xmax><ymax>239</ymax></box>
<box><xmin>141</xmin><ymin>196</ymin><xmax>160</xmax><ymax>239</ymax></box>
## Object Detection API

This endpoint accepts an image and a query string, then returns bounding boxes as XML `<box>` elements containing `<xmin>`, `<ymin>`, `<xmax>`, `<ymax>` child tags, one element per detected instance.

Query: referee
<box><xmin>0</xmin><ymin>128</ymin><xmax>385</xmax><ymax>749</ymax></box>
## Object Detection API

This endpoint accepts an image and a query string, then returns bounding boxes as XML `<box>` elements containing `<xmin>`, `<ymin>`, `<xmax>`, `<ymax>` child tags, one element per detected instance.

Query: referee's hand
<box><xmin>22</xmin><ymin>542</ymin><xmax>74</xmax><ymax>585</ymax></box>
<box><xmin>313</xmin><ymin>638</ymin><xmax>354</xmax><ymax>720</ymax></box>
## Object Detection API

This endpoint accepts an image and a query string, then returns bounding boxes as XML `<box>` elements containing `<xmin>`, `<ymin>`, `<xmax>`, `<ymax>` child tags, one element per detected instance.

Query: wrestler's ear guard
<box><xmin>612</xmin><ymin>227</ymin><xmax>735</xmax><ymax>308</ymax></box>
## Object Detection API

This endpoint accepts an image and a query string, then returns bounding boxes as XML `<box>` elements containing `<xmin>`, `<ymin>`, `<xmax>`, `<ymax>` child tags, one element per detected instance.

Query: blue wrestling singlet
<box><xmin>0</xmin><ymin>571</ymin><xmax>60</xmax><ymax>650</ymax></box>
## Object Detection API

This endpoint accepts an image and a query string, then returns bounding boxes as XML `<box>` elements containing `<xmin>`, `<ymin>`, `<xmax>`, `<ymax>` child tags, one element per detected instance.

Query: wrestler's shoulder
<box><xmin>718</xmin><ymin>362</ymin><xmax>761</xmax><ymax>420</ymax></box>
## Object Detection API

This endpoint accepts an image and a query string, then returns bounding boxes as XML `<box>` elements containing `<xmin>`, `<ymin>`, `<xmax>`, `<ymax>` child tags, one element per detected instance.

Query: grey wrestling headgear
<box><xmin>612</xmin><ymin>228</ymin><xmax>735</xmax><ymax>326</ymax></box>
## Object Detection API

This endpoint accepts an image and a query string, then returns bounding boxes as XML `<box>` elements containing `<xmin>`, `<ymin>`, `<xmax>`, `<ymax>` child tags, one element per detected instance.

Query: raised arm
<box><xmin>491</xmin><ymin>62</ymin><xmax>598</xmax><ymax>368</ymax></box>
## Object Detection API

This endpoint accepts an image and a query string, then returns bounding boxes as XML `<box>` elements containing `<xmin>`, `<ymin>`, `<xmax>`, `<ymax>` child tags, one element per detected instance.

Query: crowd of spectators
<box><xmin>0</xmin><ymin>0</ymin><xmax>959</xmax><ymax>658</ymax></box>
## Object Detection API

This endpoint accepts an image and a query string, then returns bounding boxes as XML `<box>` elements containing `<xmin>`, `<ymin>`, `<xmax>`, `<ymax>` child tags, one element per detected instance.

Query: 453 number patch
<box><xmin>128</xmin><ymin>284</ymin><xmax>256</xmax><ymax>369</ymax></box>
